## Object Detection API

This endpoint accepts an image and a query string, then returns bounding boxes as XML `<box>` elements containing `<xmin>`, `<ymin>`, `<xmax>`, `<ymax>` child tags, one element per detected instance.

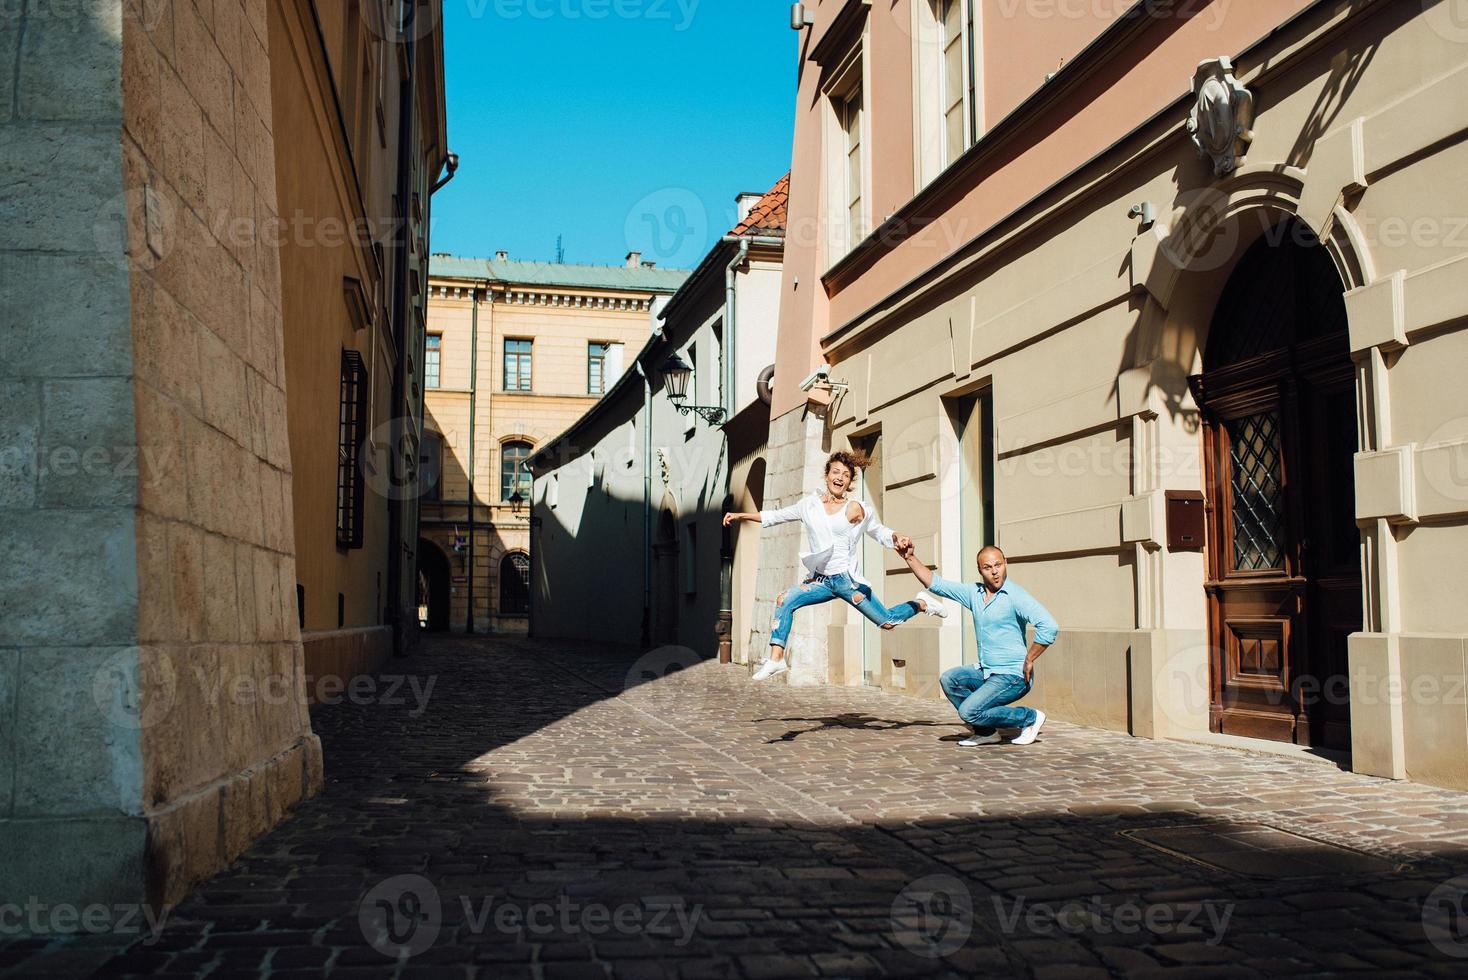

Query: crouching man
<box><xmin>896</xmin><ymin>540</ymin><xmax>1058</xmax><ymax>746</ymax></box>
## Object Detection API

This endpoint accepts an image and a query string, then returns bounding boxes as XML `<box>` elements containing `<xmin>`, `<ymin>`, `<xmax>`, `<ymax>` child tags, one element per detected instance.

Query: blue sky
<box><xmin>429</xmin><ymin>0</ymin><xmax>797</xmax><ymax>270</ymax></box>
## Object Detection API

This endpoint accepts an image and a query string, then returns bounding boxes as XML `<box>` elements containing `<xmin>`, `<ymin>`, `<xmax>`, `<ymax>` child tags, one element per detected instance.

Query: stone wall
<box><xmin>0</xmin><ymin>0</ymin><xmax>144</xmax><ymax>911</ymax></box>
<box><xmin>302</xmin><ymin>626</ymin><xmax>393</xmax><ymax>708</ymax></box>
<box><xmin>0</xmin><ymin>0</ymin><xmax>321</xmax><ymax>917</ymax></box>
<box><xmin>748</xmin><ymin>406</ymin><xmax>830</xmax><ymax>683</ymax></box>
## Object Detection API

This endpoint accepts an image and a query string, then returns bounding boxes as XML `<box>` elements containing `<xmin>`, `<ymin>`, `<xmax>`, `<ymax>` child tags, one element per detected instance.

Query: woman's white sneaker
<box><xmin>1012</xmin><ymin>709</ymin><xmax>1047</xmax><ymax>745</ymax></box>
<box><xmin>958</xmin><ymin>732</ymin><xmax>1002</xmax><ymax>746</ymax></box>
<box><xmin>752</xmin><ymin>658</ymin><xmax>789</xmax><ymax>681</ymax></box>
<box><xmin>915</xmin><ymin>591</ymin><xmax>948</xmax><ymax>618</ymax></box>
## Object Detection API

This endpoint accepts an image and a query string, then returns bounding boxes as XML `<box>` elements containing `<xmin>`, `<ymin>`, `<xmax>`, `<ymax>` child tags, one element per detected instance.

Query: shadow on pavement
<box><xmin>4</xmin><ymin>635</ymin><xmax>1466</xmax><ymax>979</ymax></box>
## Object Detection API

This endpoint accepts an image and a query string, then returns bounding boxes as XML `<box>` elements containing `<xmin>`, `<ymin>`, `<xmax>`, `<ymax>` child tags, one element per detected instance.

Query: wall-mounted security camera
<box><xmin>790</xmin><ymin>3</ymin><xmax>814</xmax><ymax>30</ymax></box>
<box><xmin>798</xmin><ymin>366</ymin><xmax>829</xmax><ymax>392</ymax></box>
<box><xmin>1128</xmin><ymin>201</ymin><xmax>1156</xmax><ymax>228</ymax></box>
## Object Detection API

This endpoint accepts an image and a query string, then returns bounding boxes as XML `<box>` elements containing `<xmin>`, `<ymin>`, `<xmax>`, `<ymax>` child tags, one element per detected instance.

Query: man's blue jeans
<box><xmin>939</xmin><ymin>665</ymin><xmax>1037</xmax><ymax>734</ymax></box>
<box><xmin>769</xmin><ymin>572</ymin><xmax>920</xmax><ymax>649</ymax></box>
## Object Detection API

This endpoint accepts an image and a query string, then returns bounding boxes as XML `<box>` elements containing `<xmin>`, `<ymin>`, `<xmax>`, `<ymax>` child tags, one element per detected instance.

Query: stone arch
<box><xmin>499</xmin><ymin>550</ymin><xmax>531</xmax><ymax>616</ymax></box>
<box><xmin>1126</xmin><ymin>165</ymin><xmax>1374</xmax><ymax>429</ymax></box>
<box><xmin>416</xmin><ymin>537</ymin><xmax>453</xmax><ymax>632</ymax></box>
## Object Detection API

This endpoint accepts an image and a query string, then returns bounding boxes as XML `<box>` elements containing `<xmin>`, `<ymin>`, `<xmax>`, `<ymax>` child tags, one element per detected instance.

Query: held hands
<box><xmin>893</xmin><ymin>534</ymin><xmax>914</xmax><ymax>556</ymax></box>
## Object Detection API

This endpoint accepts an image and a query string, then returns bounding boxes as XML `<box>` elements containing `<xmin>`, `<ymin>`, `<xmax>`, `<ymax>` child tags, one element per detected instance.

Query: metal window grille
<box><xmin>1227</xmin><ymin>411</ymin><xmax>1284</xmax><ymax>571</ymax></box>
<box><xmin>337</xmin><ymin>349</ymin><xmax>368</xmax><ymax>549</ymax></box>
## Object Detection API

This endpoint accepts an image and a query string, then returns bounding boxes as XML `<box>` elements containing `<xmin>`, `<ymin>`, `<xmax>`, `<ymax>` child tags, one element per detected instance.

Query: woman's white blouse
<box><xmin>758</xmin><ymin>493</ymin><xmax>897</xmax><ymax>586</ymax></box>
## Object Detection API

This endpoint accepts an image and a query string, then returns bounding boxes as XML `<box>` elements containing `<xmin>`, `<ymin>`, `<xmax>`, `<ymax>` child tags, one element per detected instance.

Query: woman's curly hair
<box><xmin>824</xmin><ymin>449</ymin><xmax>871</xmax><ymax>475</ymax></box>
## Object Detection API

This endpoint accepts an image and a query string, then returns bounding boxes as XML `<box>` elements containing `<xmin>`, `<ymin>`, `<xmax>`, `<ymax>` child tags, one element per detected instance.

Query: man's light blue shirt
<box><xmin>927</xmin><ymin>576</ymin><xmax>1059</xmax><ymax>677</ymax></box>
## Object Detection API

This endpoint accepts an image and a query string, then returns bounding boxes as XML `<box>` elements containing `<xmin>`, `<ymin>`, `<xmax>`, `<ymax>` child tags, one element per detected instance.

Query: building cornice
<box><xmin>426</xmin><ymin>282</ymin><xmax>657</xmax><ymax>311</ymax></box>
<box><xmin>809</xmin><ymin>0</ymin><xmax>871</xmax><ymax>67</ymax></box>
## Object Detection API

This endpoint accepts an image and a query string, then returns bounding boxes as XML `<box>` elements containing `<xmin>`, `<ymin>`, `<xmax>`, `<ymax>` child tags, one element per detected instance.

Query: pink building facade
<box><xmin>757</xmin><ymin>0</ymin><xmax>1468</xmax><ymax>789</ymax></box>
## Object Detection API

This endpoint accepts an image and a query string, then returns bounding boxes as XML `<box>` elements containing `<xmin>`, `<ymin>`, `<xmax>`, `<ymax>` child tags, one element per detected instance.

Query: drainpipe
<box><xmin>715</xmin><ymin>238</ymin><xmax>748</xmax><ymax>664</ymax></box>
<box><xmin>431</xmin><ymin>152</ymin><xmax>459</xmax><ymax>194</ymax></box>
<box><xmin>718</xmin><ymin>234</ymin><xmax>782</xmax><ymax>417</ymax></box>
<box><xmin>465</xmin><ymin>284</ymin><xmax>481</xmax><ymax>633</ymax></box>
<box><xmin>386</xmin><ymin>26</ymin><xmax>417</xmax><ymax>658</ymax></box>
<box><xmin>635</xmin><ymin>358</ymin><xmax>653</xmax><ymax>647</ymax></box>
<box><xmin>715</xmin><ymin>234</ymin><xmax>781</xmax><ymax>663</ymax></box>
<box><xmin>721</xmin><ymin>237</ymin><xmax>750</xmax><ymax>420</ymax></box>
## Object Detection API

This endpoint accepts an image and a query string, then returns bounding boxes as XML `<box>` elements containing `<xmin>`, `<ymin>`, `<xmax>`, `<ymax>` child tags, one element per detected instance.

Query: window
<box><xmin>588</xmin><ymin>341</ymin><xmax>623</xmax><ymax>394</ymax></box>
<box><xmin>501</xmin><ymin>440</ymin><xmax>532</xmax><ymax>502</ymax></box>
<box><xmin>500</xmin><ymin>552</ymin><xmax>530</xmax><ymax>615</ymax></box>
<box><xmin>504</xmin><ymin>338</ymin><xmax>532</xmax><ymax>391</ymax></box>
<box><xmin>916</xmin><ymin>1</ymin><xmax>979</xmax><ymax>185</ymax></box>
<box><xmin>336</xmin><ymin>349</ymin><xmax>368</xmax><ymax>548</ymax></box>
<box><xmin>841</xmin><ymin>86</ymin><xmax>864</xmax><ymax>249</ymax></box>
<box><xmin>419</xmin><ymin>430</ymin><xmax>442</xmax><ymax>502</ymax></box>
<box><xmin>825</xmin><ymin>49</ymin><xmax>867</xmax><ymax>264</ymax></box>
<box><xmin>939</xmin><ymin>0</ymin><xmax>965</xmax><ymax>165</ymax></box>
<box><xmin>425</xmin><ymin>334</ymin><xmax>441</xmax><ymax>389</ymax></box>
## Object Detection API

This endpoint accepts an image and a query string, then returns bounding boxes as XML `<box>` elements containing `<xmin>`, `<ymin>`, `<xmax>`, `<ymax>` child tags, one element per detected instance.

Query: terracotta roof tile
<box><xmin>730</xmin><ymin>172</ymin><xmax>789</xmax><ymax>237</ymax></box>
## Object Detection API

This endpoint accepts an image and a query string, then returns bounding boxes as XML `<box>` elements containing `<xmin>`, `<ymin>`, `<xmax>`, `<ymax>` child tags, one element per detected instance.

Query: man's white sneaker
<box><xmin>752</xmin><ymin>658</ymin><xmax>789</xmax><ymax>681</ymax></box>
<box><xmin>915</xmin><ymin>591</ymin><xmax>948</xmax><ymax>618</ymax></box>
<box><xmin>958</xmin><ymin>732</ymin><xmax>1002</xmax><ymax>746</ymax></box>
<box><xmin>1012</xmin><ymin>709</ymin><xmax>1047</xmax><ymax>745</ymax></box>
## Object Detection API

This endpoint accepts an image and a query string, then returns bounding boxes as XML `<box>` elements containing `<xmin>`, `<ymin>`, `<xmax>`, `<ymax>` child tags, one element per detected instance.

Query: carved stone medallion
<box><xmin>1188</xmin><ymin>57</ymin><xmax>1255</xmax><ymax>178</ymax></box>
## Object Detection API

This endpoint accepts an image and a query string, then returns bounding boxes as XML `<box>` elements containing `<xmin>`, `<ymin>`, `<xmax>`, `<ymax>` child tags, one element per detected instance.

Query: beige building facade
<box><xmin>274</xmin><ymin>0</ymin><xmax>448</xmax><ymax>689</ymax></box>
<box><xmin>529</xmin><ymin>178</ymin><xmax>788</xmax><ymax>657</ymax></box>
<box><xmin>0</xmin><ymin>0</ymin><xmax>446</xmax><ymax>918</ymax></box>
<box><xmin>422</xmin><ymin>256</ymin><xmax>687</xmax><ymax>633</ymax></box>
<box><xmin>763</xmin><ymin>0</ymin><xmax>1468</xmax><ymax>789</ymax></box>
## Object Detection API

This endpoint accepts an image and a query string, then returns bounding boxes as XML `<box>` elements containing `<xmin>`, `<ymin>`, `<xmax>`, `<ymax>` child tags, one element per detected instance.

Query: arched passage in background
<box><xmin>499</xmin><ymin>551</ymin><xmax>531</xmax><ymax>616</ymax></box>
<box><xmin>1191</xmin><ymin>218</ymin><xmax>1360</xmax><ymax>751</ymax></box>
<box><xmin>417</xmin><ymin>538</ymin><xmax>452</xmax><ymax>632</ymax></box>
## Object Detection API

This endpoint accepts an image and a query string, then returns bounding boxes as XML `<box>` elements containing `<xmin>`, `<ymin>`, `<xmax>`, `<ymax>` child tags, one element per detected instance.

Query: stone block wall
<box><xmin>748</xmin><ymin>407</ymin><xmax>831</xmax><ymax>684</ymax></box>
<box><xmin>0</xmin><ymin>0</ymin><xmax>321</xmax><ymax>917</ymax></box>
<box><xmin>126</xmin><ymin>0</ymin><xmax>322</xmax><ymax>907</ymax></box>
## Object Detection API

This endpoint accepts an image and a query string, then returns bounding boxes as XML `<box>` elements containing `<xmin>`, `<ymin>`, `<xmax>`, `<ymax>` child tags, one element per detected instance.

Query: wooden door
<box><xmin>1298</xmin><ymin>372</ymin><xmax>1362</xmax><ymax>748</ymax></box>
<box><xmin>1201</xmin><ymin>375</ymin><xmax>1305</xmax><ymax>742</ymax></box>
<box><xmin>1194</xmin><ymin>222</ymin><xmax>1360</xmax><ymax>750</ymax></box>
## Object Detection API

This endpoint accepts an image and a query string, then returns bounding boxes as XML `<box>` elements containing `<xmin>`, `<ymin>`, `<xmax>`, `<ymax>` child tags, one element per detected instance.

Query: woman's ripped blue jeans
<box><xmin>769</xmin><ymin>572</ymin><xmax>920</xmax><ymax>649</ymax></box>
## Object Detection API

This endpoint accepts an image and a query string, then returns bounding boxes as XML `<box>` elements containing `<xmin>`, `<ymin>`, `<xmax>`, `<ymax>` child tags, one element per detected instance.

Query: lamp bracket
<box><xmin>671</xmin><ymin>401</ymin><xmax>727</xmax><ymax>425</ymax></box>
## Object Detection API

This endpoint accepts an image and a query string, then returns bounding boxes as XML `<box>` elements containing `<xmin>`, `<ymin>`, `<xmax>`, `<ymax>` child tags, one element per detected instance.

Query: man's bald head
<box><xmin>976</xmin><ymin>546</ymin><xmax>1008</xmax><ymax>591</ymax></box>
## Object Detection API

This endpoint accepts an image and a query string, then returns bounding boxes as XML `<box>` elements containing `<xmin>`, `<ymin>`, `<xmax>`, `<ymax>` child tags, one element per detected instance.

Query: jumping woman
<box><xmin>722</xmin><ymin>449</ymin><xmax>947</xmax><ymax>681</ymax></box>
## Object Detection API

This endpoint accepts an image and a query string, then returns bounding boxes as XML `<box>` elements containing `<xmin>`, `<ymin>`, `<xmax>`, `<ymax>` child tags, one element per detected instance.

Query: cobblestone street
<box><xmin>8</xmin><ymin>635</ymin><xmax>1468</xmax><ymax>978</ymax></box>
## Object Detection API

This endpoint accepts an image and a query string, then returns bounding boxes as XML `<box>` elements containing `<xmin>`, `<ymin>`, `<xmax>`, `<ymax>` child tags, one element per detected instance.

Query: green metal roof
<box><xmin>430</xmin><ymin>255</ymin><xmax>690</xmax><ymax>293</ymax></box>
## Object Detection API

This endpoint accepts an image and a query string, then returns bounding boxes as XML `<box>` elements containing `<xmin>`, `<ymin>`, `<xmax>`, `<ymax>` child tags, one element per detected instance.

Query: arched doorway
<box><xmin>1190</xmin><ymin>220</ymin><xmax>1360</xmax><ymax>750</ymax></box>
<box><xmin>499</xmin><ymin>551</ymin><xmax>531</xmax><ymax>617</ymax></box>
<box><xmin>417</xmin><ymin>539</ymin><xmax>452</xmax><ymax>632</ymax></box>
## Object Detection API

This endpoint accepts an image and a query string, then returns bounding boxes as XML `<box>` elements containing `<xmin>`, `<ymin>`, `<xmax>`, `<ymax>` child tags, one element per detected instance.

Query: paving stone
<box><xmin>6</xmin><ymin>635</ymin><xmax>1468</xmax><ymax>977</ymax></box>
